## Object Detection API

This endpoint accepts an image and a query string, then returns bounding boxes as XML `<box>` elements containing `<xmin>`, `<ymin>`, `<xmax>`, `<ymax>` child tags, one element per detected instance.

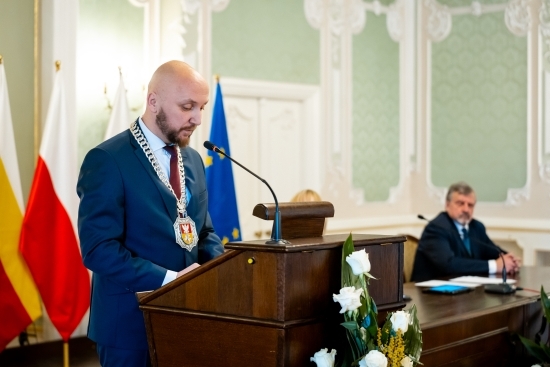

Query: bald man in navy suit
<box><xmin>77</xmin><ymin>61</ymin><xmax>224</xmax><ymax>367</ymax></box>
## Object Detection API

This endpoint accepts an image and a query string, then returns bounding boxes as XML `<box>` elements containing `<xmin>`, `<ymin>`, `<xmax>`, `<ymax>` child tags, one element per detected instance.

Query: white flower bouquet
<box><xmin>331</xmin><ymin>234</ymin><xmax>423</xmax><ymax>367</ymax></box>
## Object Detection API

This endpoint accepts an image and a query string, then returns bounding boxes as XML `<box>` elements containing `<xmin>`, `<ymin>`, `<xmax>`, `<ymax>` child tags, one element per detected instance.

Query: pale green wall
<box><xmin>0</xmin><ymin>0</ymin><xmax>35</xmax><ymax>204</ymax></box>
<box><xmin>431</xmin><ymin>11</ymin><xmax>527</xmax><ymax>202</ymax></box>
<box><xmin>352</xmin><ymin>14</ymin><xmax>400</xmax><ymax>202</ymax></box>
<box><xmin>212</xmin><ymin>0</ymin><xmax>319</xmax><ymax>84</ymax></box>
<box><xmin>77</xmin><ymin>0</ymin><xmax>144</xmax><ymax>163</ymax></box>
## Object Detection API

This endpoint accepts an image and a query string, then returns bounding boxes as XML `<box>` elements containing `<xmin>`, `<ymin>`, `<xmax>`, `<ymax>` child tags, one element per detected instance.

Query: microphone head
<box><xmin>417</xmin><ymin>214</ymin><xmax>427</xmax><ymax>221</ymax></box>
<box><xmin>203</xmin><ymin>141</ymin><xmax>216</xmax><ymax>151</ymax></box>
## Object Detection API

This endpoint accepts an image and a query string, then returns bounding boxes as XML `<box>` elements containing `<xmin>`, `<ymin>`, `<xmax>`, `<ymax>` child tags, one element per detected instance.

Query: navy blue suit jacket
<box><xmin>411</xmin><ymin>212</ymin><xmax>502</xmax><ymax>282</ymax></box>
<box><xmin>77</xmin><ymin>127</ymin><xmax>223</xmax><ymax>350</ymax></box>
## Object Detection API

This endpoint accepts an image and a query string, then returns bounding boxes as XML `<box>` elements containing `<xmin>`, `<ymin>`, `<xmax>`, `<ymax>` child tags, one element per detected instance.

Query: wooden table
<box><xmin>403</xmin><ymin>266</ymin><xmax>550</xmax><ymax>367</ymax></box>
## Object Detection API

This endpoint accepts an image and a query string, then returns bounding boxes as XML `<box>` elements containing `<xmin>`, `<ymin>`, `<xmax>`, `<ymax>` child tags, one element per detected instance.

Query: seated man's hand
<box><xmin>176</xmin><ymin>263</ymin><xmax>200</xmax><ymax>278</ymax></box>
<box><xmin>496</xmin><ymin>254</ymin><xmax>520</xmax><ymax>274</ymax></box>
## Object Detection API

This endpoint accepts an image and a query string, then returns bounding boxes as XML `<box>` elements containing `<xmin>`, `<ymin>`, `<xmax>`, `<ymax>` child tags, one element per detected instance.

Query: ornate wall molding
<box><xmin>181</xmin><ymin>0</ymin><xmax>230</xmax><ymax>14</ymax></box>
<box><xmin>426</xmin><ymin>183</ymin><xmax>447</xmax><ymax>204</ymax></box>
<box><xmin>425</xmin><ymin>0</ymin><xmax>452</xmax><ymax>42</ymax></box>
<box><xmin>424</xmin><ymin>0</ymin><xmax>530</xmax><ymax>43</ymax></box>
<box><xmin>506</xmin><ymin>186</ymin><xmax>530</xmax><ymax>206</ymax></box>
<box><xmin>540</xmin><ymin>0</ymin><xmax>550</xmax><ymax>73</ymax></box>
<box><xmin>304</xmin><ymin>0</ymin><xmax>403</xmax><ymax>41</ymax></box>
<box><xmin>539</xmin><ymin>161</ymin><xmax>550</xmax><ymax>183</ymax></box>
<box><xmin>386</xmin><ymin>0</ymin><xmax>405</xmax><ymax>42</ymax></box>
<box><xmin>504</xmin><ymin>0</ymin><xmax>531</xmax><ymax>37</ymax></box>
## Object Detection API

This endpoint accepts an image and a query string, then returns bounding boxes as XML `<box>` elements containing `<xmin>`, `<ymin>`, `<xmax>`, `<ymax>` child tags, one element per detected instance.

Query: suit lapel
<box><xmin>129</xmin><ymin>125</ymin><xmax>176</xmax><ymax>218</ymax></box>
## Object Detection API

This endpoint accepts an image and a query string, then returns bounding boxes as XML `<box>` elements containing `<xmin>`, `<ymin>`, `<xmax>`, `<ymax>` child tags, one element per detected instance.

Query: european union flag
<box><xmin>205</xmin><ymin>81</ymin><xmax>242</xmax><ymax>244</ymax></box>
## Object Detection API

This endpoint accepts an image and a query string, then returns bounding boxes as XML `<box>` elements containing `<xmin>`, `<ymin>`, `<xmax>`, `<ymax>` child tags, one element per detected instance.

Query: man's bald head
<box><xmin>147</xmin><ymin>61</ymin><xmax>206</xmax><ymax>102</ymax></box>
<box><xmin>142</xmin><ymin>60</ymin><xmax>209</xmax><ymax>146</ymax></box>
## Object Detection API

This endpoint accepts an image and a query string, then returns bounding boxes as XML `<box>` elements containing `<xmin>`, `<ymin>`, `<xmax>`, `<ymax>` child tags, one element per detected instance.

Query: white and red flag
<box><xmin>0</xmin><ymin>59</ymin><xmax>41</xmax><ymax>351</ymax></box>
<box><xmin>104</xmin><ymin>71</ymin><xmax>131</xmax><ymax>140</ymax></box>
<box><xmin>20</xmin><ymin>65</ymin><xmax>90</xmax><ymax>342</ymax></box>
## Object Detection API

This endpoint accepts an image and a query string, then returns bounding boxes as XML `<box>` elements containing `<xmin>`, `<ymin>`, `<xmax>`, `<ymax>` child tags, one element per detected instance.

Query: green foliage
<box><xmin>403</xmin><ymin>305</ymin><xmax>423</xmax><ymax>364</ymax></box>
<box><xmin>519</xmin><ymin>286</ymin><xmax>550</xmax><ymax>363</ymax></box>
<box><xmin>541</xmin><ymin>286</ymin><xmax>550</xmax><ymax>327</ymax></box>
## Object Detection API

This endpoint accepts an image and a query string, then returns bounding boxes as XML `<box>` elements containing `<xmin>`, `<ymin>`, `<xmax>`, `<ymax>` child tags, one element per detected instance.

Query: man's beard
<box><xmin>155</xmin><ymin>108</ymin><xmax>193</xmax><ymax>147</ymax></box>
<box><xmin>457</xmin><ymin>213</ymin><xmax>471</xmax><ymax>225</ymax></box>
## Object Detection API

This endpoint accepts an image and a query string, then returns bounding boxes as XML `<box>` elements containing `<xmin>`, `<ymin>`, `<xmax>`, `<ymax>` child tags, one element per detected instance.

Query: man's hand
<box><xmin>496</xmin><ymin>253</ymin><xmax>521</xmax><ymax>274</ymax></box>
<box><xmin>176</xmin><ymin>263</ymin><xmax>200</xmax><ymax>278</ymax></box>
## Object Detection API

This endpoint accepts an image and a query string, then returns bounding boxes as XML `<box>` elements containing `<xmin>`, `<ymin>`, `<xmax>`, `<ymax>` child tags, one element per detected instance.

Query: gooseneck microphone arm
<box><xmin>417</xmin><ymin>214</ymin><xmax>514</xmax><ymax>294</ymax></box>
<box><xmin>204</xmin><ymin>141</ymin><xmax>289</xmax><ymax>244</ymax></box>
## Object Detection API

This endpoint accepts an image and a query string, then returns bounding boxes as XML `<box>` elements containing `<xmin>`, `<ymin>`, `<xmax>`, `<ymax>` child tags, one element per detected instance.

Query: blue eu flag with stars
<box><xmin>205</xmin><ymin>81</ymin><xmax>241</xmax><ymax>244</ymax></box>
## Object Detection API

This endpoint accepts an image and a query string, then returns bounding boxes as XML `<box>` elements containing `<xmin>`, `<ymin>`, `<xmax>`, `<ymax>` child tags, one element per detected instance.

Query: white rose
<box><xmin>346</xmin><ymin>249</ymin><xmax>371</xmax><ymax>275</ymax></box>
<box><xmin>333</xmin><ymin>286</ymin><xmax>363</xmax><ymax>313</ymax></box>
<box><xmin>390</xmin><ymin>310</ymin><xmax>411</xmax><ymax>333</ymax></box>
<box><xmin>401</xmin><ymin>356</ymin><xmax>413</xmax><ymax>367</ymax></box>
<box><xmin>360</xmin><ymin>350</ymin><xmax>388</xmax><ymax>367</ymax></box>
<box><xmin>310</xmin><ymin>348</ymin><xmax>336</xmax><ymax>367</ymax></box>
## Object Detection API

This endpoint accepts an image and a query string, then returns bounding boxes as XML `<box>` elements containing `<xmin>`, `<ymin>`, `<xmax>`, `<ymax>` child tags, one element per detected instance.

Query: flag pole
<box><xmin>64</xmin><ymin>341</ymin><xmax>69</xmax><ymax>367</ymax></box>
<box><xmin>59</xmin><ymin>60</ymin><xmax>69</xmax><ymax>367</ymax></box>
<box><xmin>57</xmin><ymin>59</ymin><xmax>69</xmax><ymax>367</ymax></box>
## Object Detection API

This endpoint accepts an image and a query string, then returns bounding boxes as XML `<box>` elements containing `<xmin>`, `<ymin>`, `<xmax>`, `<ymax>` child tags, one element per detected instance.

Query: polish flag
<box><xmin>19</xmin><ymin>66</ymin><xmax>90</xmax><ymax>342</ymax></box>
<box><xmin>0</xmin><ymin>60</ymin><xmax>41</xmax><ymax>351</ymax></box>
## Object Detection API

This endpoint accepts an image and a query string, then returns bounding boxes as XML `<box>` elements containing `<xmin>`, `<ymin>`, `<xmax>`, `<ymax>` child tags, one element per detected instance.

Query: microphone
<box><xmin>417</xmin><ymin>214</ymin><xmax>515</xmax><ymax>294</ymax></box>
<box><xmin>204</xmin><ymin>141</ymin><xmax>290</xmax><ymax>245</ymax></box>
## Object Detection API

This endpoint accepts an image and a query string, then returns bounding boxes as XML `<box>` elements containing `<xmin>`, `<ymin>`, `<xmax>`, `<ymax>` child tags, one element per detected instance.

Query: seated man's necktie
<box><xmin>461</xmin><ymin>227</ymin><xmax>472</xmax><ymax>256</ymax></box>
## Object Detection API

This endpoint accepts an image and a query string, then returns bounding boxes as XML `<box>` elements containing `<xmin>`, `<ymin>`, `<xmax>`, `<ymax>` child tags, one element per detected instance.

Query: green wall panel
<box><xmin>77</xmin><ymin>0</ymin><xmax>144</xmax><ymax>163</ymax></box>
<box><xmin>352</xmin><ymin>14</ymin><xmax>400</xmax><ymax>202</ymax></box>
<box><xmin>212</xmin><ymin>0</ymin><xmax>319</xmax><ymax>84</ymax></box>
<box><xmin>431</xmin><ymin>11</ymin><xmax>527</xmax><ymax>202</ymax></box>
<box><xmin>0</xmin><ymin>0</ymin><xmax>35</xmax><ymax>204</ymax></box>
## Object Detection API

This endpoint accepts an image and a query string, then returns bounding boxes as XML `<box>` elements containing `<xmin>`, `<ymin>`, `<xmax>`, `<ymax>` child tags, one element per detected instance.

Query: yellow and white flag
<box><xmin>0</xmin><ymin>58</ymin><xmax>41</xmax><ymax>351</ymax></box>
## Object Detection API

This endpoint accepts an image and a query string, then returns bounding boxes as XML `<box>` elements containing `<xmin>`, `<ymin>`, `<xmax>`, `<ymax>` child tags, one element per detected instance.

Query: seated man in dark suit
<box><xmin>411</xmin><ymin>182</ymin><xmax>521</xmax><ymax>282</ymax></box>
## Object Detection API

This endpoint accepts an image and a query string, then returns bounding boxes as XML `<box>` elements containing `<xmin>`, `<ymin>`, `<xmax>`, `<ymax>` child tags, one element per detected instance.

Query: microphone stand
<box><xmin>204</xmin><ymin>141</ymin><xmax>290</xmax><ymax>245</ymax></box>
<box><xmin>417</xmin><ymin>214</ymin><xmax>515</xmax><ymax>294</ymax></box>
<box><xmin>483</xmin><ymin>252</ymin><xmax>515</xmax><ymax>294</ymax></box>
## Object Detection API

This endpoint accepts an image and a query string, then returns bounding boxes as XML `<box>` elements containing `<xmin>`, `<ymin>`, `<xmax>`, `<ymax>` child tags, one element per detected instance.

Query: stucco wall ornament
<box><xmin>540</xmin><ymin>0</ymin><xmax>550</xmax><ymax>72</ymax></box>
<box><xmin>305</xmin><ymin>0</ymin><xmax>403</xmax><ymax>41</ymax></box>
<box><xmin>506</xmin><ymin>186</ymin><xmax>530</xmax><ymax>206</ymax></box>
<box><xmin>386</xmin><ymin>0</ymin><xmax>404</xmax><ymax>42</ymax></box>
<box><xmin>425</xmin><ymin>0</ymin><xmax>452</xmax><ymax>42</ymax></box>
<box><xmin>540</xmin><ymin>161</ymin><xmax>550</xmax><ymax>184</ymax></box>
<box><xmin>181</xmin><ymin>0</ymin><xmax>230</xmax><ymax>14</ymax></box>
<box><xmin>304</xmin><ymin>0</ymin><xmax>365</xmax><ymax>36</ymax></box>
<box><xmin>505</xmin><ymin>0</ymin><xmax>531</xmax><ymax>37</ymax></box>
<box><xmin>304</xmin><ymin>0</ymin><xmax>324</xmax><ymax>30</ymax></box>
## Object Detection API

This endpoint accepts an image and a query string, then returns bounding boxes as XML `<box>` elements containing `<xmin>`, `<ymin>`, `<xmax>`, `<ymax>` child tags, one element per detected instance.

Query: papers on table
<box><xmin>414</xmin><ymin>280</ymin><xmax>480</xmax><ymax>288</ymax></box>
<box><xmin>415</xmin><ymin>276</ymin><xmax>516</xmax><ymax>288</ymax></box>
<box><xmin>449</xmin><ymin>276</ymin><xmax>516</xmax><ymax>285</ymax></box>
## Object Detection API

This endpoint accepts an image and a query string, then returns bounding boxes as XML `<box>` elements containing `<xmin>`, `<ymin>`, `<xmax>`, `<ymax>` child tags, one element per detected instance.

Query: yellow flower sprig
<box><xmin>377</xmin><ymin>328</ymin><xmax>406</xmax><ymax>367</ymax></box>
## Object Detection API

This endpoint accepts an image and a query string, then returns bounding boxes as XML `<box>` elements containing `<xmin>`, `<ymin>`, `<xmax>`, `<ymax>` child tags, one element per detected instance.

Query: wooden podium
<box><xmin>138</xmin><ymin>202</ymin><xmax>405</xmax><ymax>367</ymax></box>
